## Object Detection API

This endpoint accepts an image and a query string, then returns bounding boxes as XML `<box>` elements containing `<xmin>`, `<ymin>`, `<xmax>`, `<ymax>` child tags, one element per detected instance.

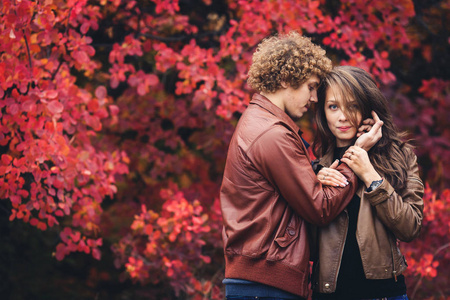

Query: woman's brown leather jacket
<box><xmin>311</xmin><ymin>147</ymin><xmax>424</xmax><ymax>294</ymax></box>
<box><xmin>220</xmin><ymin>94</ymin><xmax>359</xmax><ymax>298</ymax></box>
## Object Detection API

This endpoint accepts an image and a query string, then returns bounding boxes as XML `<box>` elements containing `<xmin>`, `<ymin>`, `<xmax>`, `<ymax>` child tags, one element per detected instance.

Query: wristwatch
<box><xmin>366</xmin><ymin>179</ymin><xmax>383</xmax><ymax>192</ymax></box>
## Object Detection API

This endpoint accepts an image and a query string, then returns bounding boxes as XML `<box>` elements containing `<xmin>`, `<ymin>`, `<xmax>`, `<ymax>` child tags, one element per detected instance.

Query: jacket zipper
<box><xmin>333</xmin><ymin>210</ymin><xmax>349</xmax><ymax>288</ymax></box>
<box><xmin>387</xmin><ymin>235</ymin><xmax>398</xmax><ymax>282</ymax></box>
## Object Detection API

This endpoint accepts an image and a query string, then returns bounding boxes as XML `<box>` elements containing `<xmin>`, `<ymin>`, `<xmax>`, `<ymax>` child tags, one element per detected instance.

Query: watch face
<box><xmin>367</xmin><ymin>179</ymin><xmax>383</xmax><ymax>192</ymax></box>
<box><xmin>371</xmin><ymin>180</ymin><xmax>383</xmax><ymax>190</ymax></box>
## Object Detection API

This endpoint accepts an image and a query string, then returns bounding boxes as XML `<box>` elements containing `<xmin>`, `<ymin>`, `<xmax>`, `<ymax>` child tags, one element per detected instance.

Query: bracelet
<box><xmin>366</xmin><ymin>179</ymin><xmax>383</xmax><ymax>192</ymax></box>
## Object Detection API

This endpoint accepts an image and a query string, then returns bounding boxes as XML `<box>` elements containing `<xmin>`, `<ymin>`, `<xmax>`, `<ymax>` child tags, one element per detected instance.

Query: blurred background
<box><xmin>0</xmin><ymin>0</ymin><xmax>448</xmax><ymax>299</ymax></box>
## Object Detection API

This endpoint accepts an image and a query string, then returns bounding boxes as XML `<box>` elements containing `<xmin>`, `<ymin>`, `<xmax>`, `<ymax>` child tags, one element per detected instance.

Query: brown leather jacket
<box><xmin>311</xmin><ymin>147</ymin><xmax>424</xmax><ymax>294</ymax></box>
<box><xmin>220</xmin><ymin>94</ymin><xmax>359</xmax><ymax>298</ymax></box>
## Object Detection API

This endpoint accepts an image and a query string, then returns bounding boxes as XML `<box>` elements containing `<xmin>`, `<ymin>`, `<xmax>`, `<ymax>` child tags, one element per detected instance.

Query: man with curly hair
<box><xmin>220</xmin><ymin>32</ymin><xmax>383</xmax><ymax>300</ymax></box>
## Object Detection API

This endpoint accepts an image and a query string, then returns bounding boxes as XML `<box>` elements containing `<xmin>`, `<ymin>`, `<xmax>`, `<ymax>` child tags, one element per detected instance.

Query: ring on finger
<box><xmin>349</xmin><ymin>154</ymin><xmax>352</xmax><ymax>160</ymax></box>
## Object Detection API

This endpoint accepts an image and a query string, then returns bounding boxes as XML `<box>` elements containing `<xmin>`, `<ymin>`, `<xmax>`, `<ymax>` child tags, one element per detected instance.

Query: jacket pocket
<box><xmin>275</xmin><ymin>225</ymin><xmax>298</xmax><ymax>247</ymax></box>
<box><xmin>267</xmin><ymin>213</ymin><xmax>301</xmax><ymax>261</ymax></box>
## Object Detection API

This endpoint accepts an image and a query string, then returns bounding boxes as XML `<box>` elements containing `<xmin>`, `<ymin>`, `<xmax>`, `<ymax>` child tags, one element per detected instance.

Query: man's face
<box><xmin>282</xmin><ymin>75</ymin><xmax>320</xmax><ymax>121</ymax></box>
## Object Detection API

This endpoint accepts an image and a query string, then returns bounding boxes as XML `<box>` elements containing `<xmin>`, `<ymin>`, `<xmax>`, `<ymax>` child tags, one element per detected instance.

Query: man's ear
<box><xmin>281</xmin><ymin>81</ymin><xmax>289</xmax><ymax>89</ymax></box>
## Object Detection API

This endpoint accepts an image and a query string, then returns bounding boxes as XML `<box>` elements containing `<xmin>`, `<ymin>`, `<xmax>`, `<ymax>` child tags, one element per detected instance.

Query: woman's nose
<box><xmin>338</xmin><ymin>110</ymin><xmax>347</xmax><ymax>121</ymax></box>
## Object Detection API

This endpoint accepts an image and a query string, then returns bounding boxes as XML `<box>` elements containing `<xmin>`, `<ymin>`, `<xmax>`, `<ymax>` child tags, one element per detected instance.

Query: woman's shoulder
<box><xmin>399</xmin><ymin>142</ymin><xmax>417</xmax><ymax>160</ymax></box>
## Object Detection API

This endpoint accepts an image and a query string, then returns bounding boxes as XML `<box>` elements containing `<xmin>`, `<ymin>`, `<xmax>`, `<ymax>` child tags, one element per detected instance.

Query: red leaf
<box><xmin>8</xmin><ymin>103</ymin><xmax>19</xmax><ymax>115</ymax></box>
<box><xmin>30</xmin><ymin>218</ymin><xmax>38</xmax><ymax>226</ymax></box>
<box><xmin>80</xmin><ymin>22</ymin><xmax>90</xmax><ymax>34</ymax></box>
<box><xmin>137</xmin><ymin>83</ymin><xmax>147</xmax><ymax>96</ymax></box>
<box><xmin>1</xmin><ymin>154</ymin><xmax>12</xmax><ymax>165</ymax></box>
<box><xmin>147</xmin><ymin>74</ymin><xmax>159</xmax><ymax>86</ymax></box>
<box><xmin>47</xmin><ymin>100</ymin><xmax>64</xmax><ymax>114</ymax></box>
<box><xmin>92</xmin><ymin>248</ymin><xmax>101</xmax><ymax>260</ymax></box>
<box><xmin>22</xmin><ymin>100</ymin><xmax>36</xmax><ymax>112</ymax></box>
<box><xmin>73</xmin><ymin>50</ymin><xmax>90</xmax><ymax>64</ymax></box>
<box><xmin>95</xmin><ymin>85</ymin><xmax>107</xmax><ymax>100</ymax></box>
<box><xmin>109</xmin><ymin>104</ymin><xmax>119</xmax><ymax>116</ymax></box>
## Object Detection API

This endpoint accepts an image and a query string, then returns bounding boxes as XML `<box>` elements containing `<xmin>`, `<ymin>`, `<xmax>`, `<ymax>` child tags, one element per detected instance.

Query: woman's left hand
<box><xmin>354</xmin><ymin>111</ymin><xmax>383</xmax><ymax>151</ymax></box>
<box><xmin>341</xmin><ymin>146</ymin><xmax>382</xmax><ymax>188</ymax></box>
<box><xmin>357</xmin><ymin>117</ymin><xmax>375</xmax><ymax>137</ymax></box>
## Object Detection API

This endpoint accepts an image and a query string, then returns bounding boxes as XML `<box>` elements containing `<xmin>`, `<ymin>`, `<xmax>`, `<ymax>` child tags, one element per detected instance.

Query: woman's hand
<box><xmin>355</xmin><ymin>111</ymin><xmax>383</xmax><ymax>150</ymax></box>
<box><xmin>357</xmin><ymin>117</ymin><xmax>375</xmax><ymax>137</ymax></box>
<box><xmin>317</xmin><ymin>159</ymin><xmax>349</xmax><ymax>187</ymax></box>
<box><xmin>341</xmin><ymin>146</ymin><xmax>382</xmax><ymax>188</ymax></box>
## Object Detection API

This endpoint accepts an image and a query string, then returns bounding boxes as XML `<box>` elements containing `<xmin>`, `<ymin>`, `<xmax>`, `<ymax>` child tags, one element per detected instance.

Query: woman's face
<box><xmin>324</xmin><ymin>86</ymin><xmax>362</xmax><ymax>147</ymax></box>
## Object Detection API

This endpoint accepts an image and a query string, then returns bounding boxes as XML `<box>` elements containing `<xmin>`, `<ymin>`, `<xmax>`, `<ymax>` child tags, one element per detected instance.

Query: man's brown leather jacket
<box><xmin>311</xmin><ymin>147</ymin><xmax>424</xmax><ymax>294</ymax></box>
<box><xmin>220</xmin><ymin>94</ymin><xmax>359</xmax><ymax>298</ymax></box>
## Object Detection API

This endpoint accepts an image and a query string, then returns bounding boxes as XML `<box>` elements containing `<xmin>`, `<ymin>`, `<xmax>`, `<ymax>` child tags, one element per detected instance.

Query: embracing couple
<box><xmin>220</xmin><ymin>31</ymin><xmax>424</xmax><ymax>300</ymax></box>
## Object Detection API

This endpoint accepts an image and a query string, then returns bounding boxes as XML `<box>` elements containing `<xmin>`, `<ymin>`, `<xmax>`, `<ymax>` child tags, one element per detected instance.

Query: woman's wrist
<box><xmin>362</xmin><ymin>171</ymin><xmax>383</xmax><ymax>188</ymax></box>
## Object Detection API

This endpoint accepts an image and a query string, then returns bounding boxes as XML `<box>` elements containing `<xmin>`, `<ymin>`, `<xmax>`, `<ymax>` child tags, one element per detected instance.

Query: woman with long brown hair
<box><xmin>311</xmin><ymin>66</ymin><xmax>424</xmax><ymax>300</ymax></box>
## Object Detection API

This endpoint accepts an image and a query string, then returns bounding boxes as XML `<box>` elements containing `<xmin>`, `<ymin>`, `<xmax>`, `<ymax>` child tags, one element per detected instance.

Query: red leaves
<box><xmin>125</xmin><ymin>256</ymin><xmax>148</xmax><ymax>280</ymax></box>
<box><xmin>128</xmin><ymin>71</ymin><xmax>159</xmax><ymax>96</ymax></box>
<box><xmin>401</xmin><ymin>185</ymin><xmax>450</xmax><ymax>298</ymax></box>
<box><xmin>419</xmin><ymin>78</ymin><xmax>450</xmax><ymax>104</ymax></box>
<box><xmin>55</xmin><ymin>227</ymin><xmax>103</xmax><ymax>261</ymax></box>
<box><xmin>1</xmin><ymin>0</ymin><xmax>448</xmax><ymax>298</ymax></box>
<box><xmin>152</xmin><ymin>0</ymin><xmax>180</xmax><ymax>15</ymax></box>
<box><xmin>0</xmin><ymin>0</ymin><xmax>128</xmax><ymax>264</ymax></box>
<box><xmin>114</xmin><ymin>183</ymin><xmax>220</xmax><ymax>296</ymax></box>
<box><xmin>392</xmin><ymin>78</ymin><xmax>450</xmax><ymax>189</ymax></box>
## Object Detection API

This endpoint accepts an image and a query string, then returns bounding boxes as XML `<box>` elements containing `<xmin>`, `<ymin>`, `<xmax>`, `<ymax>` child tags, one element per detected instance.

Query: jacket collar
<box><xmin>317</xmin><ymin>148</ymin><xmax>335</xmax><ymax>168</ymax></box>
<box><xmin>250</xmin><ymin>93</ymin><xmax>302</xmax><ymax>135</ymax></box>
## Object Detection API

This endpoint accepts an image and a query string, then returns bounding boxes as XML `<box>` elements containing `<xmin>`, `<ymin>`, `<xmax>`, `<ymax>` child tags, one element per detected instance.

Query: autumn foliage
<box><xmin>0</xmin><ymin>0</ymin><xmax>449</xmax><ymax>299</ymax></box>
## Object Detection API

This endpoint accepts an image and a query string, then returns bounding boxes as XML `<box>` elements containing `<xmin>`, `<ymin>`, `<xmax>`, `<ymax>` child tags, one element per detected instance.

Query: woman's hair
<box><xmin>313</xmin><ymin>66</ymin><xmax>412</xmax><ymax>191</ymax></box>
<box><xmin>247</xmin><ymin>31</ymin><xmax>332</xmax><ymax>93</ymax></box>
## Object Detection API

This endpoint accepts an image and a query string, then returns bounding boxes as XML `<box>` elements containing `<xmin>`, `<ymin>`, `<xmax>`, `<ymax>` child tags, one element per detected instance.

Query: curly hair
<box><xmin>247</xmin><ymin>31</ymin><xmax>332</xmax><ymax>93</ymax></box>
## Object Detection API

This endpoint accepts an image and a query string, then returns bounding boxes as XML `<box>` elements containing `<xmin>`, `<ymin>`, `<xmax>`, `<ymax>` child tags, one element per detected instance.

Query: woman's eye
<box><xmin>328</xmin><ymin>104</ymin><xmax>337</xmax><ymax>110</ymax></box>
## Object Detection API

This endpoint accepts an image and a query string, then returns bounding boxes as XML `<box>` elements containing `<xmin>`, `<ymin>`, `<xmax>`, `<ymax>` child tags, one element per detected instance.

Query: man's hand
<box><xmin>355</xmin><ymin>111</ymin><xmax>383</xmax><ymax>151</ymax></box>
<box><xmin>317</xmin><ymin>159</ymin><xmax>349</xmax><ymax>187</ymax></box>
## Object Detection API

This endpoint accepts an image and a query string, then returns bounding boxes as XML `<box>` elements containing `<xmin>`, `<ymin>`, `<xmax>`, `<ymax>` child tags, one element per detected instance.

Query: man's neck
<box><xmin>260</xmin><ymin>90</ymin><xmax>285</xmax><ymax>111</ymax></box>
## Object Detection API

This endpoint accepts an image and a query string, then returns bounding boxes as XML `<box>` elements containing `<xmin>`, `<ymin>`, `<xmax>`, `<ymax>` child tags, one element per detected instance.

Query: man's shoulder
<box><xmin>237</xmin><ymin>110</ymin><xmax>294</xmax><ymax>144</ymax></box>
<box><xmin>240</xmin><ymin>105</ymin><xmax>295</xmax><ymax>133</ymax></box>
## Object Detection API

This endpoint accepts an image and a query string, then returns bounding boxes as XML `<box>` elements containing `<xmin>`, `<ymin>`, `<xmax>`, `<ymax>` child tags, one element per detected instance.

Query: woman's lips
<box><xmin>338</xmin><ymin>126</ymin><xmax>352</xmax><ymax>132</ymax></box>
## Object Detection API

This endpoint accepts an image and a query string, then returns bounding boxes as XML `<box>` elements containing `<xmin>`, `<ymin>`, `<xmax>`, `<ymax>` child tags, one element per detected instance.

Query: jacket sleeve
<box><xmin>363</xmin><ymin>149</ymin><xmax>424</xmax><ymax>242</ymax></box>
<box><xmin>250</xmin><ymin>125</ymin><xmax>357</xmax><ymax>226</ymax></box>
